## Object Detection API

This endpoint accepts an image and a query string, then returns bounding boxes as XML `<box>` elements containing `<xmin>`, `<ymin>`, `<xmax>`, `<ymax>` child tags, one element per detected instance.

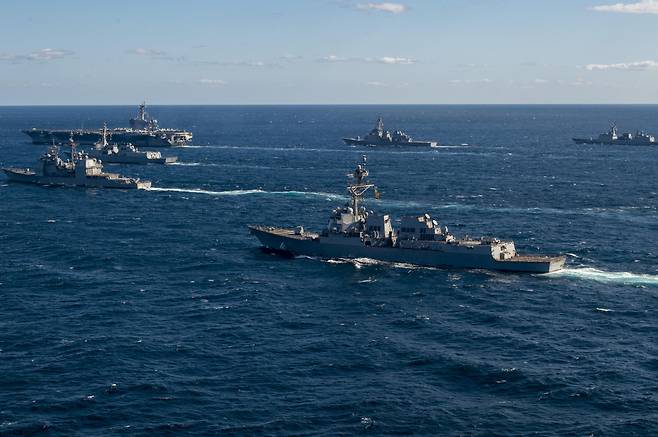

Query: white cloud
<box><xmin>128</xmin><ymin>48</ymin><xmax>184</xmax><ymax>61</ymax></box>
<box><xmin>27</xmin><ymin>48</ymin><xmax>73</xmax><ymax>61</ymax></box>
<box><xmin>591</xmin><ymin>0</ymin><xmax>658</xmax><ymax>14</ymax></box>
<box><xmin>366</xmin><ymin>81</ymin><xmax>388</xmax><ymax>87</ymax></box>
<box><xmin>320</xmin><ymin>55</ymin><xmax>415</xmax><ymax>65</ymax></box>
<box><xmin>585</xmin><ymin>60</ymin><xmax>658</xmax><ymax>70</ymax></box>
<box><xmin>196</xmin><ymin>59</ymin><xmax>272</xmax><ymax>67</ymax></box>
<box><xmin>377</xmin><ymin>56</ymin><xmax>414</xmax><ymax>65</ymax></box>
<box><xmin>320</xmin><ymin>55</ymin><xmax>349</xmax><ymax>62</ymax></box>
<box><xmin>533</xmin><ymin>78</ymin><xmax>550</xmax><ymax>84</ymax></box>
<box><xmin>0</xmin><ymin>48</ymin><xmax>73</xmax><ymax>62</ymax></box>
<box><xmin>280</xmin><ymin>54</ymin><xmax>303</xmax><ymax>62</ymax></box>
<box><xmin>128</xmin><ymin>48</ymin><xmax>167</xmax><ymax>56</ymax></box>
<box><xmin>198</xmin><ymin>79</ymin><xmax>227</xmax><ymax>85</ymax></box>
<box><xmin>449</xmin><ymin>78</ymin><xmax>493</xmax><ymax>85</ymax></box>
<box><xmin>356</xmin><ymin>2</ymin><xmax>408</xmax><ymax>14</ymax></box>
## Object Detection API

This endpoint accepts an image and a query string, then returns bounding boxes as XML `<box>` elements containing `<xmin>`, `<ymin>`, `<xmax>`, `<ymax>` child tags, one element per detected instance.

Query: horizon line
<box><xmin>2</xmin><ymin>103</ymin><xmax>658</xmax><ymax>107</ymax></box>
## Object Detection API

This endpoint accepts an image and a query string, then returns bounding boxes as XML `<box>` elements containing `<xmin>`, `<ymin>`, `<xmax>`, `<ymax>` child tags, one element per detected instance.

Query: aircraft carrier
<box><xmin>22</xmin><ymin>103</ymin><xmax>193</xmax><ymax>147</ymax></box>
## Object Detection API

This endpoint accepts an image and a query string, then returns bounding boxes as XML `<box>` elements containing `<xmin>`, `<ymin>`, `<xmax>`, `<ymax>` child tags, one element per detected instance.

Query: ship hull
<box><xmin>573</xmin><ymin>138</ymin><xmax>657</xmax><ymax>146</ymax></box>
<box><xmin>3</xmin><ymin>168</ymin><xmax>150</xmax><ymax>189</ymax></box>
<box><xmin>343</xmin><ymin>138</ymin><xmax>439</xmax><ymax>148</ymax></box>
<box><xmin>249</xmin><ymin>226</ymin><xmax>565</xmax><ymax>274</ymax></box>
<box><xmin>23</xmin><ymin>129</ymin><xmax>191</xmax><ymax>147</ymax></box>
<box><xmin>86</xmin><ymin>153</ymin><xmax>177</xmax><ymax>165</ymax></box>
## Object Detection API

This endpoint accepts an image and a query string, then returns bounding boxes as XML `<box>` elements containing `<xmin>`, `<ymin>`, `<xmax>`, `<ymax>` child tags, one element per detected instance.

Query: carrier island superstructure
<box><xmin>249</xmin><ymin>158</ymin><xmax>565</xmax><ymax>273</ymax></box>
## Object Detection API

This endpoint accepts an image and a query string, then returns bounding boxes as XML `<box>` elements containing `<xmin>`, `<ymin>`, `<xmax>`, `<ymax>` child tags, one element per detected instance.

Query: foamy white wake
<box><xmin>555</xmin><ymin>267</ymin><xmax>658</xmax><ymax>287</ymax></box>
<box><xmin>147</xmin><ymin>186</ymin><xmax>344</xmax><ymax>200</ymax></box>
<box><xmin>146</xmin><ymin>187</ymin><xmax>266</xmax><ymax>196</ymax></box>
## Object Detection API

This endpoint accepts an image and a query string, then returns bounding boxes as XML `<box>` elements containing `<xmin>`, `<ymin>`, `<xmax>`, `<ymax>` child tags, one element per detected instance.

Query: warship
<box><xmin>3</xmin><ymin>144</ymin><xmax>151</xmax><ymax>189</ymax></box>
<box><xmin>249</xmin><ymin>157</ymin><xmax>565</xmax><ymax>273</ymax></box>
<box><xmin>343</xmin><ymin>117</ymin><xmax>439</xmax><ymax>147</ymax></box>
<box><xmin>573</xmin><ymin>124</ymin><xmax>657</xmax><ymax>146</ymax></box>
<box><xmin>84</xmin><ymin>125</ymin><xmax>178</xmax><ymax>165</ymax></box>
<box><xmin>22</xmin><ymin>103</ymin><xmax>193</xmax><ymax>147</ymax></box>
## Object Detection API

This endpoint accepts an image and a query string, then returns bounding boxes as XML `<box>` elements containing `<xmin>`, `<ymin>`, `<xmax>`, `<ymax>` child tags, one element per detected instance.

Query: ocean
<box><xmin>1</xmin><ymin>105</ymin><xmax>657</xmax><ymax>435</ymax></box>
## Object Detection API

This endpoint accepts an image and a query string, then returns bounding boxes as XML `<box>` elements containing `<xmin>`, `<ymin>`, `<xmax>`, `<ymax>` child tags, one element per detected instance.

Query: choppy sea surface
<box><xmin>1</xmin><ymin>105</ymin><xmax>657</xmax><ymax>435</ymax></box>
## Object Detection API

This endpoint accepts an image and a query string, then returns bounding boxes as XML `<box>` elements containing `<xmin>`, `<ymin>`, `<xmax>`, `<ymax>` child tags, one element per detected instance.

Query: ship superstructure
<box><xmin>249</xmin><ymin>157</ymin><xmax>565</xmax><ymax>273</ymax></box>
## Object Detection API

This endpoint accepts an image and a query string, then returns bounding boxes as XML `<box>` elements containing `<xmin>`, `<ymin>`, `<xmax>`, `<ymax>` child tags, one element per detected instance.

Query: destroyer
<box><xmin>573</xmin><ymin>124</ymin><xmax>657</xmax><ymax>146</ymax></box>
<box><xmin>22</xmin><ymin>103</ymin><xmax>193</xmax><ymax>147</ymax></box>
<box><xmin>343</xmin><ymin>117</ymin><xmax>438</xmax><ymax>147</ymax></box>
<box><xmin>84</xmin><ymin>125</ymin><xmax>178</xmax><ymax>164</ymax></box>
<box><xmin>3</xmin><ymin>145</ymin><xmax>151</xmax><ymax>189</ymax></box>
<box><xmin>249</xmin><ymin>157</ymin><xmax>565</xmax><ymax>273</ymax></box>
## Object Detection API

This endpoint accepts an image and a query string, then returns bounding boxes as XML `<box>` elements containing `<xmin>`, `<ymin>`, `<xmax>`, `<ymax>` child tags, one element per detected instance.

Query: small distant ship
<box><xmin>22</xmin><ymin>103</ymin><xmax>193</xmax><ymax>147</ymax></box>
<box><xmin>84</xmin><ymin>125</ymin><xmax>178</xmax><ymax>165</ymax></box>
<box><xmin>3</xmin><ymin>145</ymin><xmax>151</xmax><ymax>189</ymax></box>
<box><xmin>573</xmin><ymin>124</ymin><xmax>657</xmax><ymax>146</ymax></box>
<box><xmin>249</xmin><ymin>157</ymin><xmax>565</xmax><ymax>273</ymax></box>
<box><xmin>343</xmin><ymin>117</ymin><xmax>439</xmax><ymax>147</ymax></box>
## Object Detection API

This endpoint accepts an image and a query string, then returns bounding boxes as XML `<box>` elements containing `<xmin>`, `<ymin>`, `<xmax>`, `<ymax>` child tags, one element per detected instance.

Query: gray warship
<box><xmin>84</xmin><ymin>125</ymin><xmax>178</xmax><ymax>165</ymax></box>
<box><xmin>249</xmin><ymin>158</ymin><xmax>565</xmax><ymax>273</ymax></box>
<box><xmin>343</xmin><ymin>117</ymin><xmax>439</xmax><ymax>147</ymax></box>
<box><xmin>573</xmin><ymin>124</ymin><xmax>656</xmax><ymax>146</ymax></box>
<box><xmin>22</xmin><ymin>103</ymin><xmax>193</xmax><ymax>147</ymax></box>
<box><xmin>3</xmin><ymin>145</ymin><xmax>151</xmax><ymax>189</ymax></box>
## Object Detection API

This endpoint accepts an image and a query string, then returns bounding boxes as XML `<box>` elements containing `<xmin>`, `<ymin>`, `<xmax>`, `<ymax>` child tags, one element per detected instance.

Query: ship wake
<box><xmin>553</xmin><ymin>267</ymin><xmax>658</xmax><ymax>287</ymax></box>
<box><xmin>146</xmin><ymin>187</ymin><xmax>266</xmax><ymax>196</ymax></box>
<box><xmin>147</xmin><ymin>186</ymin><xmax>344</xmax><ymax>200</ymax></box>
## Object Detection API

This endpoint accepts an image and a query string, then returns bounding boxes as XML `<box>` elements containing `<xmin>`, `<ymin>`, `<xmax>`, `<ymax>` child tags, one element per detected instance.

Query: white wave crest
<box><xmin>556</xmin><ymin>267</ymin><xmax>658</xmax><ymax>287</ymax></box>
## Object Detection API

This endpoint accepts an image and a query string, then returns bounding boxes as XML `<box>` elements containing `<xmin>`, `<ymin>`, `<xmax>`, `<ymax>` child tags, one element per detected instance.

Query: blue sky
<box><xmin>1</xmin><ymin>0</ymin><xmax>658</xmax><ymax>104</ymax></box>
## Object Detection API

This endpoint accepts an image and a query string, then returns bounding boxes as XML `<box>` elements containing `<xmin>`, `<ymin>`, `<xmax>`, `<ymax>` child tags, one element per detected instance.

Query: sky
<box><xmin>1</xmin><ymin>0</ymin><xmax>658</xmax><ymax>104</ymax></box>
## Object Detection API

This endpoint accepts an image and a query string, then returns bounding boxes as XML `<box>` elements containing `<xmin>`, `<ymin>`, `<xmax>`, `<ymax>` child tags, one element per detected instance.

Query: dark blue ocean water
<box><xmin>1</xmin><ymin>105</ymin><xmax>657</xmax><ymax>435</ymax></box>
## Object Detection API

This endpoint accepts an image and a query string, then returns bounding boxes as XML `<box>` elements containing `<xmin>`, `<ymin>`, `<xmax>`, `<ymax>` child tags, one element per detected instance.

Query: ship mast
<box><xmin>101</xmin><ymin>123</ymin><xmax>109</xmax><ymax>147</ymax></box>
<box><xmin>376</xmin><ymin>116</ymin><xmax>384</xmax><ymax>133</ymax></box>
<box><xmin>68</xmin><ymin>133</ymin><xmax>77</xmax><ymax>163</ymax></box>
<box><xmin>348</xmin><ymin>155</ymin><xmax>374</xmax><ymax>220</ymax></box>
